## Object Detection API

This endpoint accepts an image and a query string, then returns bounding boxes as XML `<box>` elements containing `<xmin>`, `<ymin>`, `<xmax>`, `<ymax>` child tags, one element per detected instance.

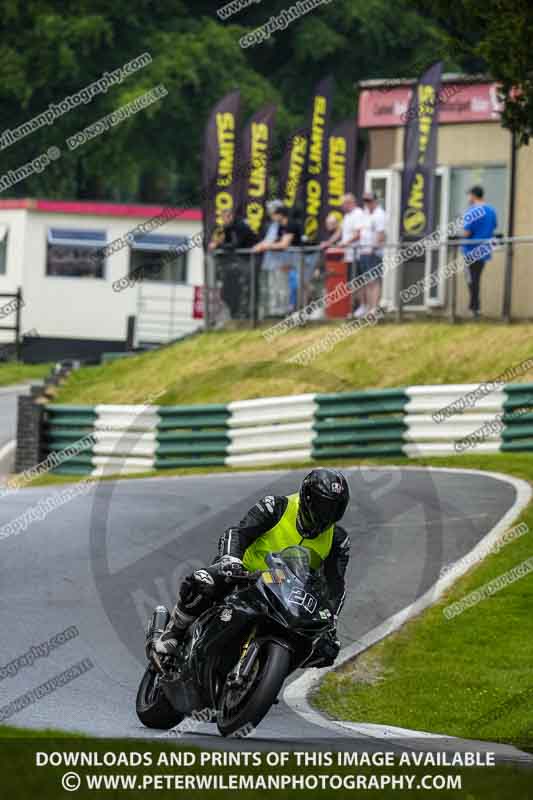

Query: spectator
<box><xmin>356</xmin><ymin>191</ymin><xmax>386</xmax><ymax>316</ymax></box>
<box><xmin>462</xmin><ymin>185</ymin><xmax>498</xmax><ymax>319</ymax></box>
<box><xmin>254</xmin><ymin>206</ymin><xmax>302</xmax><ymax>311</ymax></box>
<box><xmin>208</xmin><ymin>209</ymin><xmax>257</xmax><ymax>322</ymax></box>
<box><xmin>258</xmin><ymin>199</ymin><xmax>284</xmax><ymax>316</ymax></box>
<box><xmin>208</xmin><ymin>209</ymin><xmax>257</xmax><ymax>252</ymax></box>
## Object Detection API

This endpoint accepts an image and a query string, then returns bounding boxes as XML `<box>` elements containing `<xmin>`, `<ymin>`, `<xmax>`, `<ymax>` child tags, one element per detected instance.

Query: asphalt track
<box><xmin>0</xmin><ymin>467</ymin><xmax>531</xmax><ymax>760</ymax></box>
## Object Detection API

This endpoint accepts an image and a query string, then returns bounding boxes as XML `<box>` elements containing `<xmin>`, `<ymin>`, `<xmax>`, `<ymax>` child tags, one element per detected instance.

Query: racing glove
<box><xmin>218</xmin><ymin>555</ymin><xmax>246</xmax><ymax>581</ymax></box>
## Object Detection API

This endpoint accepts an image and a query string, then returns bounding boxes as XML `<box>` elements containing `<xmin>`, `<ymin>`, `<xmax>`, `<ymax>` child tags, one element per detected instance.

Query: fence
<box><xmin>43</xmin><ymin>382</ymin><xmax>533</xmax><ymax>476</ymax></box>
<box><xmin>0</xmin><ymin>287</ymin><xmax>23</xmax><ymax>360</ymax></box>
<box><xmin>207</xmin><ymin>237</ymin><xmax>533</xmax><ymax>325</ymax></box>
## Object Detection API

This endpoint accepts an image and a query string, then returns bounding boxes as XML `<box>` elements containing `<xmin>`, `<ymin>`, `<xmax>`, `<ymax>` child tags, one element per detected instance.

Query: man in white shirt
<box><xmin>356</xmin><ymin>191</ymin><xmax>387</xmax><ymax>316</ymax></box>
<box><xmin>320</xmin><ymin>193</ymin><xmax>365</xmax><ymax>310</ymax></box>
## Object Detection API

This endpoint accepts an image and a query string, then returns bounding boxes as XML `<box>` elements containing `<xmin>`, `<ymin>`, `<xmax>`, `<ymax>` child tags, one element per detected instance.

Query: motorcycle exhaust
<box><xmin>145</xmin><ymin>605</ymin><xmax>170</xmax><ymax>660</ymax></box>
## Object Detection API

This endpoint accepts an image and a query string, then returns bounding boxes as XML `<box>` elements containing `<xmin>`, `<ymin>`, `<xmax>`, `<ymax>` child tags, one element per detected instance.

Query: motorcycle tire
<box><xmin>136</xmin><ymin>665</ymin><xmax>184</xmax><ymax>729</ymax></box>
<box><xmin>217</xmin><ymin>640</ymin><xmax>290</xmax><ymax>737</ymax></box>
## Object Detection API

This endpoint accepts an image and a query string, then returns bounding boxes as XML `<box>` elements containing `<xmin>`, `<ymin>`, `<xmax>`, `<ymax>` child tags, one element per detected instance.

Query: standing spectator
<box><xmin>259</xmin><ymin>199</ymin><xmax>283</xmax><ymax>316</ymax></box>
<box><xmin>208</xmin><ymin>209</ymin><xmax>257</xmax><ymax>321</ymax></box>
<box><xmin>462</xmin><ymin>185</ymin><xmax>498</xmax><ymax>319</ymax></box>
<box><xmin>321</xmin><ymin>194</ymin><xmax>365</xmax><ymax>313</ymax></box>
<box><xmin>208</xmin><ymin>209</ymin><xmax>257</xmax><ymax>252</ymax></box>
<box><xmin>254</xmin><ymin>206</ymin><xmax>302</xmax><ymax>311</ymax></box>
<box><xmin>356</xmin><ymin>191</ymin><xmax>386</xmax><ymax>316</ymax></box>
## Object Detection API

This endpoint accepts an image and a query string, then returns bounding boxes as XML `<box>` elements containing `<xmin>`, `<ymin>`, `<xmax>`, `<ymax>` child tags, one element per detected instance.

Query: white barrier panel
<box><xmin>228</xmin><ymin>394</ymin><xmax>316</xmax><ymax>428</ymax></box>
<box><xmin>405</xmin><ymin>415</ymin><xmax>502</xmax><ymax>442</ymax></box>
<box><xmin>92</xmin><ymin>431</ymin><xmax>157</xmax><ymax>457</ymax></box>
<box><xmin>226</xmin><ymin>448</ymin><xmax>312</xmax><ymax>467</ymax></box>
<box><xmin>406</xmin><ymin>386</ymin><xmax>506</xmax><ymax>415</ymax></box>
<box><xmin>91</xmin><ymin>455</ymin><xmax>154</xmax><ymax>476</ymax></box>
<box><xmin>228</xmin><ymin>422</ymin><xmax>314</xmax><ymax>454</ymax></box>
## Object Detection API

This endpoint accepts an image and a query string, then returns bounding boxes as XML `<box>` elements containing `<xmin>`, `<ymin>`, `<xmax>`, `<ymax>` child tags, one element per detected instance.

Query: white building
<box><xmin>0</xmin><ymin>198</ymin><xmax>204</xmax><ymax>362</ymax></box>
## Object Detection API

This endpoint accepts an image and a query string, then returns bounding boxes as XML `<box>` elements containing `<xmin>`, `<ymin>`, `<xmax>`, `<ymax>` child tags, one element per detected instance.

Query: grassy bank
<box><xmin>0</xmin><ymin>362</ymin><xmax>51</xmax><ymax>387</ymax></box>
<box><xmin>314</xmin><ymin>452</ymin><xmax>533</xmax><ymax>751</ymax></box>
<box><xmin>52</xmin><ymin>322</ymin><xmax>533</xmax><ymax>405</ymax></box>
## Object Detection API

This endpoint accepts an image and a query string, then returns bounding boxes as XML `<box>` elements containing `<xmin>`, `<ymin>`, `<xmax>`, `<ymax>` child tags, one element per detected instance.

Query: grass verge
<box><xmin>0</xmin><ymin>362</ymin><xmax>51</xmax><ymax>387</ymax></box>
<box><xmin>52</xmin><ymin>322</ymin><xmax>533</xmax><ymax>405</ymax></box>
<box><xmin>313</xmin><ymin>453</ymin><xmax>533</xmax><ymax>751</ymax></box>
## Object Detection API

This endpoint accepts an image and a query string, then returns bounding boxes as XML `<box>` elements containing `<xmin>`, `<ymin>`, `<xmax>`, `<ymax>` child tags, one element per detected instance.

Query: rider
<box><xmin>155</xmin><ymin>468</ymin><xmax>351</xmax><ymax>666</ymax></box>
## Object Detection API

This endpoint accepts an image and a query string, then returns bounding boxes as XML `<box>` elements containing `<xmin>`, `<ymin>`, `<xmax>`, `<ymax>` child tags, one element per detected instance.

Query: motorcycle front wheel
<box><xmin>217</xmin><ymin>640</ymin><xmax>290</xmax><ymax>737</ymax></box>
<box><xmin>136</xmin><ymin>665</ymin><xmax>185</xmax><ymax>729</ymax></box>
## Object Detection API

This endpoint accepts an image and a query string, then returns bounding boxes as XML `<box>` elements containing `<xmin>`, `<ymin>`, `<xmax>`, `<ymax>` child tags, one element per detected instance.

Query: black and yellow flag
<box><xmin>322</xmin><ymin>119</ymin><xmax>357</xmax><ymax>230</ymax></box>
<box><xmin>279</xmin><ymin>127</ymin><xmax>308</xmax><ymax>211</ymax></box>
<box><xmin>237</xmin><ymin>104</ymin><xmax>277</xmax><ymax>235</ymax></box>
<box><xmin>400</xmin><ymin>62</ymin><xmax>442</xmax><ymax>238</ymax></box>
<box><xmin>303</xmin><ymin>76</ymin><xmax>335</xmax><ymax>243</ymax></box>
<box><xmin>202</xmin><ymin>90</ymin><xmax>241</xmax><ymax>246</ymax></box>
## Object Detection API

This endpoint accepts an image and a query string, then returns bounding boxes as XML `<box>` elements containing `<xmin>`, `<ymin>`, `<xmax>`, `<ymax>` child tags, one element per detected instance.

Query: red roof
<box><xmin>0</xmin><ymin>198</ymin><xmax>202</xmax><ymax>220</ymax></box>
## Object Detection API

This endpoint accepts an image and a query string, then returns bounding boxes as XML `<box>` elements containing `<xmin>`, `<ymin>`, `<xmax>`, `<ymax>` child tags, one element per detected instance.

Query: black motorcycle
<box><xmin>136</xmin><ymin>545</ymin><xmax>336</xmax><ymax>736</ymax></box>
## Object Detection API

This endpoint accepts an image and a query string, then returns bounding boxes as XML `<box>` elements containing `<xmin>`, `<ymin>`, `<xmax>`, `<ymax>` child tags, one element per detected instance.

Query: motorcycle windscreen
<box><xmin>263</xmin><ymin>546</ymin><xmax>332</xmax><ymax>623</ymax></box>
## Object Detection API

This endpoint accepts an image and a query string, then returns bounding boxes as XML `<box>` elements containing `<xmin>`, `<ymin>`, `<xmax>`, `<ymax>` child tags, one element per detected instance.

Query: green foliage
<box><xmin>0</xmin><ymin>0</ymin><xmax>476</xmax><ymax>204</ymax></box>
<box><xmin>413</xmin><ymin>0</ymin><xmax>533</xmax><ymax>145</ymax></box>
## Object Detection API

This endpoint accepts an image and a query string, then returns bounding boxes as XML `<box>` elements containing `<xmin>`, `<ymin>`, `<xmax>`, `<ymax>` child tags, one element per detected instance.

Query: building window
<box><xmin>0</xmin><ymin>225</ymin><xmax>8</xmax><ymax>275</ymax></box>
<box><xmin>129</xmin><ymin>233</ymin><xmax>188</xmax><ymax>284</ymax></box>
<box><xmin>450</xmin><ymin>165</ymin><xmax>507</xmax><ymax>233</ymax></box>
<box><xmin>46</xmin><ymin>228</ymin><xmax>106</xmax><ymax>278</ymax></box>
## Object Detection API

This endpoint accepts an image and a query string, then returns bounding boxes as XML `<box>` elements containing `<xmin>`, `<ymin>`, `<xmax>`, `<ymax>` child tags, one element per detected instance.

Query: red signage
<box><xmin>358</xmin><ymin>82</ymin><xmax>503</xmax><ymax>128</ymax></box>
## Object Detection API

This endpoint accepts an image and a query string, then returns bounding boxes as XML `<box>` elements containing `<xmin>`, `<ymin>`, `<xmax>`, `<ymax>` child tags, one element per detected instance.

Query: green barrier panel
<box><xmin>502</xmin><ymin>425</ymin><xmax>533</xmax><ymax>440</ymax></box>
<box><xmin>505</xmin><ymin>382</ymin><xmax>533</xmax><ymax>394</ymax></box>
<box><xmin>312</xmin><ymin>443</ymin><xmax>405</xmax><ymax>459</ymax></box>
<box><xmin>314</xmin><ymin>417</ymin><xmax>406</xmax><ymax>432</ymax></box>
<box><xmin>501</xmin><ymin>441</ymin><xmax>533</xmax><ymax>452</ymax></box>
<box><xmin>316</xmin><ymin>399</ymin><xmax>407</xmax><ymax>417</ymax></box>
<box><xmin>317</xmin><ymin>389</ymin><xmax>407</xmax><ymax>402</ymax></box>
<box><xmin>155</xmin><ymin>456</ymin><xmax>226</xmax><ymax>469</ymax></box>
<box><xmin>158</xmin><ymin>415</ymin><xmax>229</xmax><ymax>430</ymax></box>
<box><xmin>45</xmin><ymin>427</ymin><xmax>95</xmax><ymax>439</ymax></box>
<box><xmin>314</xmin><ymin>428</ymin><xmax>406</xmax><ymax>445</ymax></box>
<box><xmin>157</xmin><ymin>442</ymin><xmax>228</xmax><ymax>456</ymax></box>
<box><xmin>52</xmin><ymin>465</ymin><xmax>93</xmax><ymax>476</ymax></box>
<box><xmin>158</xmin><ymin>431</ymin><xmax>229</xmax><ymax>443</ymax></box>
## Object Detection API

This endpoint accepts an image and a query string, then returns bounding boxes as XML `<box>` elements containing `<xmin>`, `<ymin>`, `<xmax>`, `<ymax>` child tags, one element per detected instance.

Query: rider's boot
<box><xmin>154</xmin><ymin>605</ymin><xmax>195</xmax><ymax>656</ymax></box>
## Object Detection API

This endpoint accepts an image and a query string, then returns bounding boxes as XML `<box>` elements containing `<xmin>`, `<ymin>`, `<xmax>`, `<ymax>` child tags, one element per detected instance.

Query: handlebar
<box><xmin>229</xmin><ymin>570</ymin><xmax>262</xmax><ymax>583</ymax></box>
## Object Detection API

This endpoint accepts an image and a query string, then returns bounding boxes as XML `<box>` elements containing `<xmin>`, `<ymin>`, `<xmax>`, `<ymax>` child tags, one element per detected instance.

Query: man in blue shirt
<box><xmin>462</xmin><ymin>185</ymin><xmax>498</xmax><ymax>319</ymax></box>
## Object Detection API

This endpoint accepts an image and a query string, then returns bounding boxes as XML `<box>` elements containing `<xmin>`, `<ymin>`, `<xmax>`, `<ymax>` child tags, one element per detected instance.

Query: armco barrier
<box><xmin>42</xmin><ymin>382</ymin><xmax>533</xmax><ymax>476</ymax></box>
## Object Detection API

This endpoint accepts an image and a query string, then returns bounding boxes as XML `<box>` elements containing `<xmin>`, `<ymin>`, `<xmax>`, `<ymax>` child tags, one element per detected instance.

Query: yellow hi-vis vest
<box><xmin>242</xmin><ymin>493</ymin><xmax>334</xmax><ymax>572</ymax></box>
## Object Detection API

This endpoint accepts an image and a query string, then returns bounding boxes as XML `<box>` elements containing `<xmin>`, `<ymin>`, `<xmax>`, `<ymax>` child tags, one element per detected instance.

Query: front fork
<box><xmin>227</xmin><ymin>626</ymin><xmax>258</xmax><ymax>689</ymax></box>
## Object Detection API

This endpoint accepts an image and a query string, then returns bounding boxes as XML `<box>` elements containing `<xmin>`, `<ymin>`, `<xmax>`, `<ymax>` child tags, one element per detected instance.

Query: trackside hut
<box><xmin>0</xmin><ymin>199</ymin><xmax>204</xmax><ymax>361</ymax></box>
<box><xmin>358</xmin><ymin>74</ymin><xmax>533</xmax><ymax>319</ymax></box>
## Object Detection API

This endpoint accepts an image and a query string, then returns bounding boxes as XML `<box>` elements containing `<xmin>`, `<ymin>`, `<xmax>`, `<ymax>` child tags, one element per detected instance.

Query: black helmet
<box><xmin>296</xmin><ymin>468</ymin><xmax>350</xmax><ymax>539</ymax></box>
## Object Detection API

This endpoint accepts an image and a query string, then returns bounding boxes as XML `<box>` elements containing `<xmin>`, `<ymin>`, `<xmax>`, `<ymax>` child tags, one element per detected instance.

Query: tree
<box><xmin>413</xmin><ymin>0</ymin><xmax>533</xmax><ymax>144</ymax></box>
<box><xmin>0</xmin><ymin>0</ymin><xmax>449</xmax><ymax>203</ymax></box>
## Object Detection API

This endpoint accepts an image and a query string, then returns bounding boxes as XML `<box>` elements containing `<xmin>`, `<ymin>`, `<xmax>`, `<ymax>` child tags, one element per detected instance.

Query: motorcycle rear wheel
<box><xmin>217</xmin><ymin>641</ymin><xmax>290</xmax><ymax>737</ymax></box>
<box><xmin>136</xmin><ymin>665</ymin><xmax>184</xmax><ymax>729</ymax></box>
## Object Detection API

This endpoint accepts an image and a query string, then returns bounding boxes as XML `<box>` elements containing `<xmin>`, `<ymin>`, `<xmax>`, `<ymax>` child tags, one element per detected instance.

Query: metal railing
<box><xmin>207</xmin><ymin>237</ymin><xmax>533</xmax><ymax>326</ymax></box>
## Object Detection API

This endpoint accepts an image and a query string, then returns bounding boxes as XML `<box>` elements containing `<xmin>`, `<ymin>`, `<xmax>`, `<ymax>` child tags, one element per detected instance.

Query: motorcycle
<box><xmin>136</xmin><ymin>545</ymin><xmax>336</xmax><ymax>736</ymax></box>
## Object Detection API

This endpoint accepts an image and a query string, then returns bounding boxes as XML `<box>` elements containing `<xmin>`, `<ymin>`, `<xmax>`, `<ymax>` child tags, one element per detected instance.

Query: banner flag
<box><xmin>279</xmin><ymin>127</ymin><xmax>308</xmax><ymax>211</ymax></box>
<box><xmin>303</xmin><ymin>76</ymin><xmax>335</xmax><ymax>242</ymax></box>
<box><xmin>400</xmin><ymin>61</ymin><xmax>443</xmax><ymax>238</ymax></box>
<box><xmin>202</xmin><ymin>90</ymin><xmax>241</xmax><ymax>248</ymax></box>
<box><xmin>237</xmin><ymin>104</ymin><xmax>277</xmax><ymax>235</ymax></box>
<box><xmin>323</xmin><ymin>118</ymin><xmax>357</xmax><ymax>228</ymax></box>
